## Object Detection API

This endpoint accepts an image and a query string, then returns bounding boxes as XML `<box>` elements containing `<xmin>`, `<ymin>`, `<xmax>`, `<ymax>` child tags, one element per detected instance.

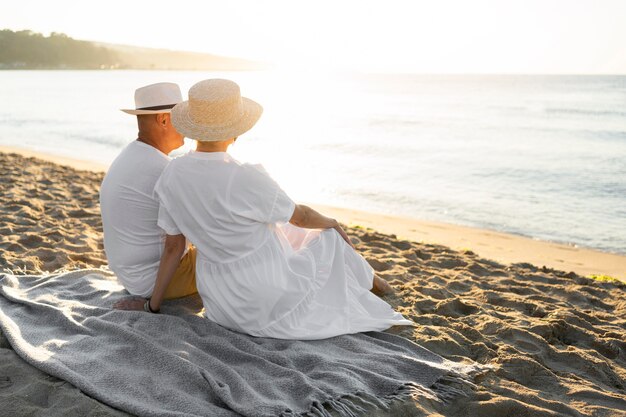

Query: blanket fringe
<box><xmin>283</xmin><ymin>365</ymin><xmax>488</xmax><ymax>417</ymax></box>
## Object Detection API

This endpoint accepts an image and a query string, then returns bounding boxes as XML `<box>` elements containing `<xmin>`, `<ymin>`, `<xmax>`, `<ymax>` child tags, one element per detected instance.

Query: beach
<box><xmin>1</xmin><ymin>149</ymin><xmax>625</xmax><ymax>416</ymax></box>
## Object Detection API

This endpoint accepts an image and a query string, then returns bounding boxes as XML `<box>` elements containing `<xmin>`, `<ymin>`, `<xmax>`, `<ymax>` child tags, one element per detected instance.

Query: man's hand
<box><xmin>113</xmin><ymin>296</ymin><xmax>147</xmax><ymax>311</ymax></box>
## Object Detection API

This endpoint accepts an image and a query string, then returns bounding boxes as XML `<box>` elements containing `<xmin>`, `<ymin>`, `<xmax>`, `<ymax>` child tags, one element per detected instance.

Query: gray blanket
<box><xmin>0</xmin><ymin>269</ymin><xmax>477</xmax><ymax>417</ymax></box>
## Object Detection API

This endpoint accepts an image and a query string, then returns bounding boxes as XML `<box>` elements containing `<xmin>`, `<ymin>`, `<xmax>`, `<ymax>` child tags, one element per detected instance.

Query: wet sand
<box><xmin>1</xmin><ymin>150</ymin><xmax>625</xmax><ymax>416</ymax></box>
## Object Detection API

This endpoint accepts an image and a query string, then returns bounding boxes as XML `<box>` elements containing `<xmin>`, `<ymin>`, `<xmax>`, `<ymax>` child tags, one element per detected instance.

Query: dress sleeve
<box><xmin>157</xmin><ymin>202</ymin><xmax>182</xmax><ymax>235</ymax></box>
<box><xmin>154</xmin><ymin>172</ymin><xmax>182</xmax><ymax>235</ymax></box>
<box><xmin>232</xmin><ymin>164</ymin><xmax>296</xmax><ymax>224</ymax></box>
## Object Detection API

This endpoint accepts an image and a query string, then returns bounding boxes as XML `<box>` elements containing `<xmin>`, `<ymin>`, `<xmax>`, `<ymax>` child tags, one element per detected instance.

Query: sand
<box><xmin>0</xmin><ymin>152</ymin><xmax>106</xmax><ymax>274</ymax></box>
<box><xmin>1</xmin><ymin>150</ymin><xmax>625</xmax><ymax>417</ymax></box>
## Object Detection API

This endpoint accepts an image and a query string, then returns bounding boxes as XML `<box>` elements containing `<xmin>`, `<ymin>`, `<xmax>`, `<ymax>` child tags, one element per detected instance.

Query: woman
<box><xmin>141</xmin><ymin>79</ymin><xmax>413</xmax><ymax>339</ymax></box>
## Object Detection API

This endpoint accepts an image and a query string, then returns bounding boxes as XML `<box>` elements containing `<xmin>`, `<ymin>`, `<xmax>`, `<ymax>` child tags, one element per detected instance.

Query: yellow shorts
<box><xmin>163</xmin><ymin>246</ymin><xmax>198</xmax><ymax>300</ymax></box>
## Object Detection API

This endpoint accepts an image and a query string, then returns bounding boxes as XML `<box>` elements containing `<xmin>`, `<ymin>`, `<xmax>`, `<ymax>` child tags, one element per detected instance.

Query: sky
<box><xmin>2</xmin><ymin>0</ymin><xmax>626</xmax><ymax>74</ymax></box>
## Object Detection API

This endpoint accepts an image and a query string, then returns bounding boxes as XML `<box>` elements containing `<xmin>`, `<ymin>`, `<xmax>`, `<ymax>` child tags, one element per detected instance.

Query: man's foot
<box><xmin>371</xmin><ymin>275</ymin><xmax>395</xmax><ymax>297</ymax></box>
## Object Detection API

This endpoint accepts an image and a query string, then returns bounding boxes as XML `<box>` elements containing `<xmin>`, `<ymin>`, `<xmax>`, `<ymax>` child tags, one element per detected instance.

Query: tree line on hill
<box><xmin>0</xmin><ymin>29</ymin><xmax>262</xmax><ymax>70</ymax></box>
<box><xmin>0</xmin><ymin>30</ymin><xmax>118</xmax><ymax>69</ymax></box>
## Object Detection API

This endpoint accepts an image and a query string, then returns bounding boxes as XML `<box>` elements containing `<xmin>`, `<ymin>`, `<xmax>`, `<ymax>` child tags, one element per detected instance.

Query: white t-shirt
<box><xmin>100</xmin><ymin>140</ymin><xmax>171</xmax><ymax>297</ymax></box>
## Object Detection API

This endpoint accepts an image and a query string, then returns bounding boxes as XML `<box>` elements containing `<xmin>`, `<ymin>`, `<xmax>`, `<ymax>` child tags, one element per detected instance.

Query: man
<box><xmin>100</xmin><ymin>82</ymin><xmax>197</xmax><ymax>310</ymax></box>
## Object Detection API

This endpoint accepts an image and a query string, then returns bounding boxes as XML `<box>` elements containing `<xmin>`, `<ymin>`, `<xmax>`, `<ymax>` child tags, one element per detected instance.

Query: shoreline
<box><xmin>0</xmin><ymin>145</ymin><xmax>109</xmax><ymax>172</ymax></box>
<box><xmin>309</xmin><ymin>204</ymin><xmax>626</xmax><ymax>282</ymax></box>
<box><xmin>3</xmin><ymin>144</ymin><xmax>624</xmax><ymax>281</ymax></box>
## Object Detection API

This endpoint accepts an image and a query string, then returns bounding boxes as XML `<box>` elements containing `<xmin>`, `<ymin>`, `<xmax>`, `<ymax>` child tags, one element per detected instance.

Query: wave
<box><xmin>486</xmin><ymin>105</ymin><xmax>626</xmax><ymax>118</ymax></box>
<box><xmin>544</xmin><ymin>107</ymin><xmax>626</xmax><ymax>117</ymax></box>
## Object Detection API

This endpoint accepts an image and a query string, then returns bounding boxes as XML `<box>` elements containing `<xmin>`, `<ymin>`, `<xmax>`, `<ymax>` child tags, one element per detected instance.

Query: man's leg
<box><xmin>163</xmin><ymin>246</ymin><xmax>198</xmax><ymax>299</ymax></box>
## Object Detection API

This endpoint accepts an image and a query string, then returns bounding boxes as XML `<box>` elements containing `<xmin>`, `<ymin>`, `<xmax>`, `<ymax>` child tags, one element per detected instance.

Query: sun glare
<box><xmin>2</xmin><ymin>0</ymin><xmax>626</xmax><ymax>73</ymax></box>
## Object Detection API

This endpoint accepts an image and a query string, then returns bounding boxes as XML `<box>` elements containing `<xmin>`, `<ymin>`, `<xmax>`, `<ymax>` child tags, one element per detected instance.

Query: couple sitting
<box><xmin>100</xmin><ymin>79</ymin><xmax>413</xmax><ymax>340</ymax></box>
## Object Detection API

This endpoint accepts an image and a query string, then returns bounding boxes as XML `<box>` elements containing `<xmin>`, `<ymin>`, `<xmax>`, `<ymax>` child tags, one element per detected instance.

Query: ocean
<box><xmin>1</xmin><ymin>70</ymin><xmax>625</xmax><ymax>254</ymax></box>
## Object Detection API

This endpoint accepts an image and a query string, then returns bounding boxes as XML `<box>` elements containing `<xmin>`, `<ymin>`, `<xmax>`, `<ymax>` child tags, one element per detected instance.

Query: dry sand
<box><xmin>0</xmin><ymin>152</ymin><xmax>106</xmax><ymax>274</ymax></box>
<box><xmin>1</xmin><ymin>151</ymin><xmax>625</xmax><ymax>416</ymax></box>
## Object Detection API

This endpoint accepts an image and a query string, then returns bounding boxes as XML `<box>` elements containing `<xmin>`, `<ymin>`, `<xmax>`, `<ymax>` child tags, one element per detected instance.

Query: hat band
<box><xmin>137</xmin><ymin>103</ymin><xmax>177</xmax><ymax>111</ymax></box>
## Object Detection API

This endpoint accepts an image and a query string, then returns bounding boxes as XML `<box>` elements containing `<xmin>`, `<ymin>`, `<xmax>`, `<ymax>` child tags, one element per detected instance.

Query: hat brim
<box><xmin>171</xmin><ymin>98</ymin><xmax>263</xmax><ymax>142</ymax></box>
<box><xmin>120</xmin><ymin>108</ymin><xmax>174</xmax><ymax>115</ymax></box>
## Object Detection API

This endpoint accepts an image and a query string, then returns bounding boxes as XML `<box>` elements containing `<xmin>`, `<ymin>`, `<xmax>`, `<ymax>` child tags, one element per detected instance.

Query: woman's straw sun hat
<box><xmin>171</xmin><ymin>79</ymin><xmax>263</xmax><ymax>142</ymax></box>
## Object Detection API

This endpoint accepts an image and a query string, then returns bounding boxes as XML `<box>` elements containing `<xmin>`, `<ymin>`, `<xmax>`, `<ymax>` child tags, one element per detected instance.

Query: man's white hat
<box><xmin>121</xmin><ymin>82</ymin><xmax>183</xmax><ymax>115</ymax></box>
<box><xmin>171</xmin><ymin>79</ymin><xmax>263</xmax><ymax>142</ymax></box>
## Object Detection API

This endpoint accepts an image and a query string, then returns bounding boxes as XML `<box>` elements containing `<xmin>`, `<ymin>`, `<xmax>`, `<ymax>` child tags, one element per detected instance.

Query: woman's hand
<box><xmin>333</xmin><ymin>224</ymin><xmax>356</xmax><ymax>249</ymax></box>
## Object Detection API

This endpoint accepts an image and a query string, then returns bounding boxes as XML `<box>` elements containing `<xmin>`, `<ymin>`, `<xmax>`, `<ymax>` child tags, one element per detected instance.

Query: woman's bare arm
<box><xmin>148</xmin><ymin>233</ymin><xmax>186</xmax><ymax>311</ymax></box>
<box><xmin>289</xmin><ymin>204</ymin><xmax>355</xmax><ymax>248</ymax></box>
<box><xmin>113</xmin><ymin>233</ymin><xmax>186</xmax><ymax>312</ymax></box>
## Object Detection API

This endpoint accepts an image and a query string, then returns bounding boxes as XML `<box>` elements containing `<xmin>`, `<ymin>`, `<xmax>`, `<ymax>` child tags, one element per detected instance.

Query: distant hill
<box><xmin>95</xmin><ymin>41</ymin><xmax>264</xmax><ymax>71</ymax></box>
<box><xmin>0</xmin><ymin>29</ymin><xmax>264</xmax><ymax>70</ymax></box>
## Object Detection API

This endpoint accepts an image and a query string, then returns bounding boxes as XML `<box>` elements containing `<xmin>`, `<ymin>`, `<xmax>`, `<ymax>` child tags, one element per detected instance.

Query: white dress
<box><xmin>154</xmin><ymin>151</ymin><xmax>414</xmax><ymax>340</ymax></box>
